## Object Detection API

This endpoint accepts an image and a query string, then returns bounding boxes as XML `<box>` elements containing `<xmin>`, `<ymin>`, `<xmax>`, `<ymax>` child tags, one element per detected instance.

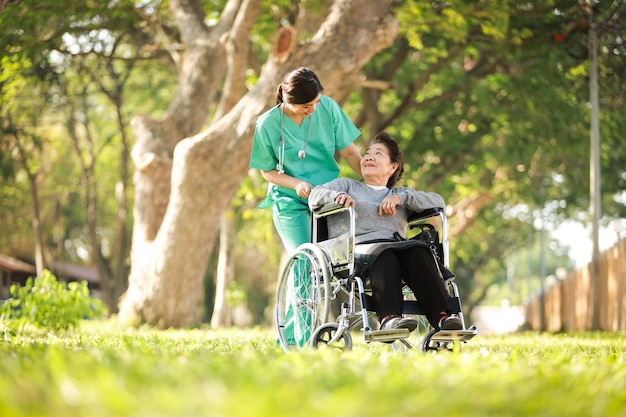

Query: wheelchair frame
<box><xmin>275</xmin><ymin>203</ymin><xmax>477</xmax><ymax>352</ymax></box>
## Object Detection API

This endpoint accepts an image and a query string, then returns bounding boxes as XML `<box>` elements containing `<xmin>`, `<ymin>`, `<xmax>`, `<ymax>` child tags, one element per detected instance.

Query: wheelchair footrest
<box><xmin>430</xmin><ymin>329</ymin><xmax>477</xmax><ymax>343</ymax></box>
<box><xmin>366</xmin><ymin>328</ymin><xmax>410</xmax><ymax>343</ymax></box>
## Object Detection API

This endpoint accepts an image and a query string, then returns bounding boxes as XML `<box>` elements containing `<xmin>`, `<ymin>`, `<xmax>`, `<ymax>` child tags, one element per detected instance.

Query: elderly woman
<box><xmin>308</xmin><ymin>132</ymin><xmax>462</xmax><ymax>332</ymax></box>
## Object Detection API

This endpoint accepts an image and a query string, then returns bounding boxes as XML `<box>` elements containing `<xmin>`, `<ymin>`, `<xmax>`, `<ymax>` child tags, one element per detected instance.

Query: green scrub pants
<box><xmin>272</xmin><ymin>196</ymin><xmax>313</xmax><ymax>346</ymax></box>
<box><xmin>271</xmin><ymin>196</ymin><xmax>311</xmax><ymax>254</ymax></box>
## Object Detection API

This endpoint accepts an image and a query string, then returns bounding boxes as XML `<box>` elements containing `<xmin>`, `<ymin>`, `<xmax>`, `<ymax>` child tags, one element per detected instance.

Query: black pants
<box><xmin>369</xmin><ymin>246</ymin><xmax>452</xmax><ymax>328</ymax></box>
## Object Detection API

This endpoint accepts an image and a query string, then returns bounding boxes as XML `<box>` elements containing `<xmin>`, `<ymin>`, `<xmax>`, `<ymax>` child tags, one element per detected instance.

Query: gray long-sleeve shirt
<box><xmin>308</xmin><ymin>178</ymin><xmax>445</xmax><ymax>243</ymax></box>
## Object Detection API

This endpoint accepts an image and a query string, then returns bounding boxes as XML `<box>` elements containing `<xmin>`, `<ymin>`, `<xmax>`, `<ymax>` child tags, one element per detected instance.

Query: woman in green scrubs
<box><xmin>250</xmin><ymin>67</ymin><xmax>362</xmax><ymax>253</ymax></box>
<box><xmin>249</xmin><ymin>67</ymin><xmax>362</xmax><ymax>346</ymax></box>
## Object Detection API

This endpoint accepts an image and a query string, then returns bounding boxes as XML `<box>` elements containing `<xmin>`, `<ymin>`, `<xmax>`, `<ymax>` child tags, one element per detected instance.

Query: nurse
<box><xmin>250</xmin><ymin>67</ymin><xmax>362</xmax><ymax>253</ymax></box>
<box><xmin>250</xmin><ymin>67</ymin><xmax>362</xmax><ymax>347</ymax></box>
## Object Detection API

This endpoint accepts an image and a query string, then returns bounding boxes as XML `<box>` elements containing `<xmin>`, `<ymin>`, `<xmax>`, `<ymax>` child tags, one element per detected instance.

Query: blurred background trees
<box><xmin>1</xmin><ymin>0</ymin><xmax>624</xmax><ymax>327</ymax></box>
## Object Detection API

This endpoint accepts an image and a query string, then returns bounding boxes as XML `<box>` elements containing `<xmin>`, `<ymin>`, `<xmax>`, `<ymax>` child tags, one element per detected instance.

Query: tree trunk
<box><xmin>12</xmin><ymin>130</ymin><xmax>47</xmax><ymax>277</ymax></box>
<box><xmin>119</xmin><ymin>0</ymin><xmax>399</xmax><ymax>328</ymax></box>
<box><xmin>111</xmin><ymin>96</ymin><xmax>131</xmax><ymax>313</ymax></box>
<box><xmin>27</xmin><ymin>169</ymin><xmax>46</xmax><ymax>277</ymax></box>
<box><xmin>211</xmin><ymin>213</ymin><xmax>235</xmax><ymax>327</ymax></box>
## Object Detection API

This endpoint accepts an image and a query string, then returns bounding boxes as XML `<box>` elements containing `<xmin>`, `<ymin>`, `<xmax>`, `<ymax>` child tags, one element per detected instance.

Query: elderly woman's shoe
<box><xmin>380</xmin><ymin>314</ymin><xmax>418</xmax><ymax>332</ymax></box>
<box><xmin>437</xmin><ymin>314</ymin><xmax>462</xmax><ymax>331</ymax></box>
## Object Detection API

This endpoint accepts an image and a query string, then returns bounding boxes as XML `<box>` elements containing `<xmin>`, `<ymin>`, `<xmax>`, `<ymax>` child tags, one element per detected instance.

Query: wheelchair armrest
<box><xmin>407</xmin><ymin>207</ymin><xmax>444</xmax><ymax>222</ymax></box>
<box><xmin>312</xmin><ymin>202</ymin><xmax>350</xmax><ymax>219</ymax></box>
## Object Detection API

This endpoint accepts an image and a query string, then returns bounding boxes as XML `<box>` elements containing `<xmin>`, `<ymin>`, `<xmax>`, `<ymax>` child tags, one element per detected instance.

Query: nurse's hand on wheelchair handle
<box><xmin>296</xmin><ymin>181</ymin><xmax>313</xmax><ymax>198</ymax></box>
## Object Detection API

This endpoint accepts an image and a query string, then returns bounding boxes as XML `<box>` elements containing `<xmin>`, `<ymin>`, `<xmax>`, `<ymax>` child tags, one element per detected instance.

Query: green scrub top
<box><xmin>249</xmin><ymin>95</ymin><xmax>361</xmax><ymax>208</ymax></box>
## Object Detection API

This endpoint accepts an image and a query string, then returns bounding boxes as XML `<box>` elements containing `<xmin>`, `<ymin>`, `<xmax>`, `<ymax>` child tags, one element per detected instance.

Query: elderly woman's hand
<box><xmin>379</xmin><ymin>195</ymin><xmax>401</xmax><ymax>216</ymax></box>
<box><xmin>335</xmin><ymin>193</ymin><xmax>355</xmax><ymax>209</ymax></box>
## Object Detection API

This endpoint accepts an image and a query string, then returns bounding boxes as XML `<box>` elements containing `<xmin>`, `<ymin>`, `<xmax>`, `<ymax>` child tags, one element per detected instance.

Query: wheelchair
<box><xmin>275</xmin><ymin>203</ymin><xmax>477</xmax><ymax>352</ymax></box>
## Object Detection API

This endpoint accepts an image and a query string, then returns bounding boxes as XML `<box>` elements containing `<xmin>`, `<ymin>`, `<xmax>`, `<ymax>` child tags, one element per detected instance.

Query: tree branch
<box><xmin>214</xmin><ymin>0</ymin><xmax>263</xmax><ymax>119</ymax></box>
<box><xmin>163</xmin><ymin>0</ymin><xmax>241</xmax><ymax>137</ymax></box>
<box><xmin>0</xmin><ymin>0</ymin><xmax>21</xmax><ymax>14</ymax></box>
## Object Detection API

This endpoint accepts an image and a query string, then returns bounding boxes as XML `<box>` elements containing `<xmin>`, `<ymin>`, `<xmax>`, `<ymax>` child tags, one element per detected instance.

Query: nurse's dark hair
<box><xmin>276</xmin><ymin>67</ymin><xmax>324</xmax><ymax>105</ymax></box>
<box><xmin>370</xmin><ymin>132</ymin><xmax>404</xmax><ymax>188</ymax></box>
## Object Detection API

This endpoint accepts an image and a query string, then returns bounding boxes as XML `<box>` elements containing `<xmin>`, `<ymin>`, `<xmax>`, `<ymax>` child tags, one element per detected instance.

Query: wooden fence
<box><xmin>524</xmin><ymin>238</ymin><xmax>626</xmax><ymax>331</ymax></box>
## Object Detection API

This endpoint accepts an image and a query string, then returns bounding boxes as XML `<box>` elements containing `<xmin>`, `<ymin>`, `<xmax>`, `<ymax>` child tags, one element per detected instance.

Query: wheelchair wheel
<box><xmin>391</xmin><ymin>314</ymin><xmax>430</xmax><ymax>352</ymax></box>
<box><xmin>310</xmin><ymin>323</ymin><xmax>353</xmax><ymax>351</ymax></box>
<box><xmin>275</xmin><ymin>243</ymin><xmax>332</xmax><ymax>352</ymax></box>
<box><xmin>420</xmin><ymin>329</ymin><xmax>458</xmax><ymax>353</ymax></box>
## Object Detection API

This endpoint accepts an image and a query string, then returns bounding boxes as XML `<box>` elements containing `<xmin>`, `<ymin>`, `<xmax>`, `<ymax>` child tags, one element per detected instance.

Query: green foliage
<box><xmin>0</xmin><ymin>326</ymin><xmax>625</xmax><ymax>417</ymax></box>
<box><xmin>0</xmin><ymin>270</ymin><xmax>107</xmax><ymax>332</ymax></box>
<box><xmin>397</xmin><ymin>0</ymin><xmax>510</xmax><ymax>50</ymax></box>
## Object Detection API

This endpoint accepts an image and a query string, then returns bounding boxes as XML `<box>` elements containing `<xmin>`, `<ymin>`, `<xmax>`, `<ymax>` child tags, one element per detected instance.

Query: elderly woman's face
<box><xmin>361</xmin><ymin>143</ymin><xmax>398</xmax><ymax>182</ymax></box>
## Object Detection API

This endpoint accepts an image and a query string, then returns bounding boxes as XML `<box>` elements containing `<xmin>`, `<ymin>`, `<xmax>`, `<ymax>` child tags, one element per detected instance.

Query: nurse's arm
<box><xmin>338</xmin><ymin>143</ymin><xmax>362</xmax><ymax>178</ymax></box>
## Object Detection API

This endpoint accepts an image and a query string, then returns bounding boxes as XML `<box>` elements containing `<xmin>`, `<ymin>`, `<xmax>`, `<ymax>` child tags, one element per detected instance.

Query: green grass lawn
<box><xmin>1</xmin><ymin>321</ymin><xmax>625</xmax><ymax>417</ymax></box>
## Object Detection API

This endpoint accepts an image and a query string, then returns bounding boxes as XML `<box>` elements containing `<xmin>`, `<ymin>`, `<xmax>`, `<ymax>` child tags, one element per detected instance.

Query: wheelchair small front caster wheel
<box><xmin>420</xmin><ymin>329</ymin><xmax>457</xmax><ymax>353</ymax></box>
<box><xmin>310</xmin><ymin>323</ymin><xmax>353</xmax><ymax>351</ymax></box>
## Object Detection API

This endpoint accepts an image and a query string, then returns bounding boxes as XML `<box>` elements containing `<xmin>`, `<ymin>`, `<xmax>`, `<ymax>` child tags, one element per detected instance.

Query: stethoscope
<box><xmin>277</xmin><ymin>103</ymin><xmax>312</xmax><ymax>174</ymax></box>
